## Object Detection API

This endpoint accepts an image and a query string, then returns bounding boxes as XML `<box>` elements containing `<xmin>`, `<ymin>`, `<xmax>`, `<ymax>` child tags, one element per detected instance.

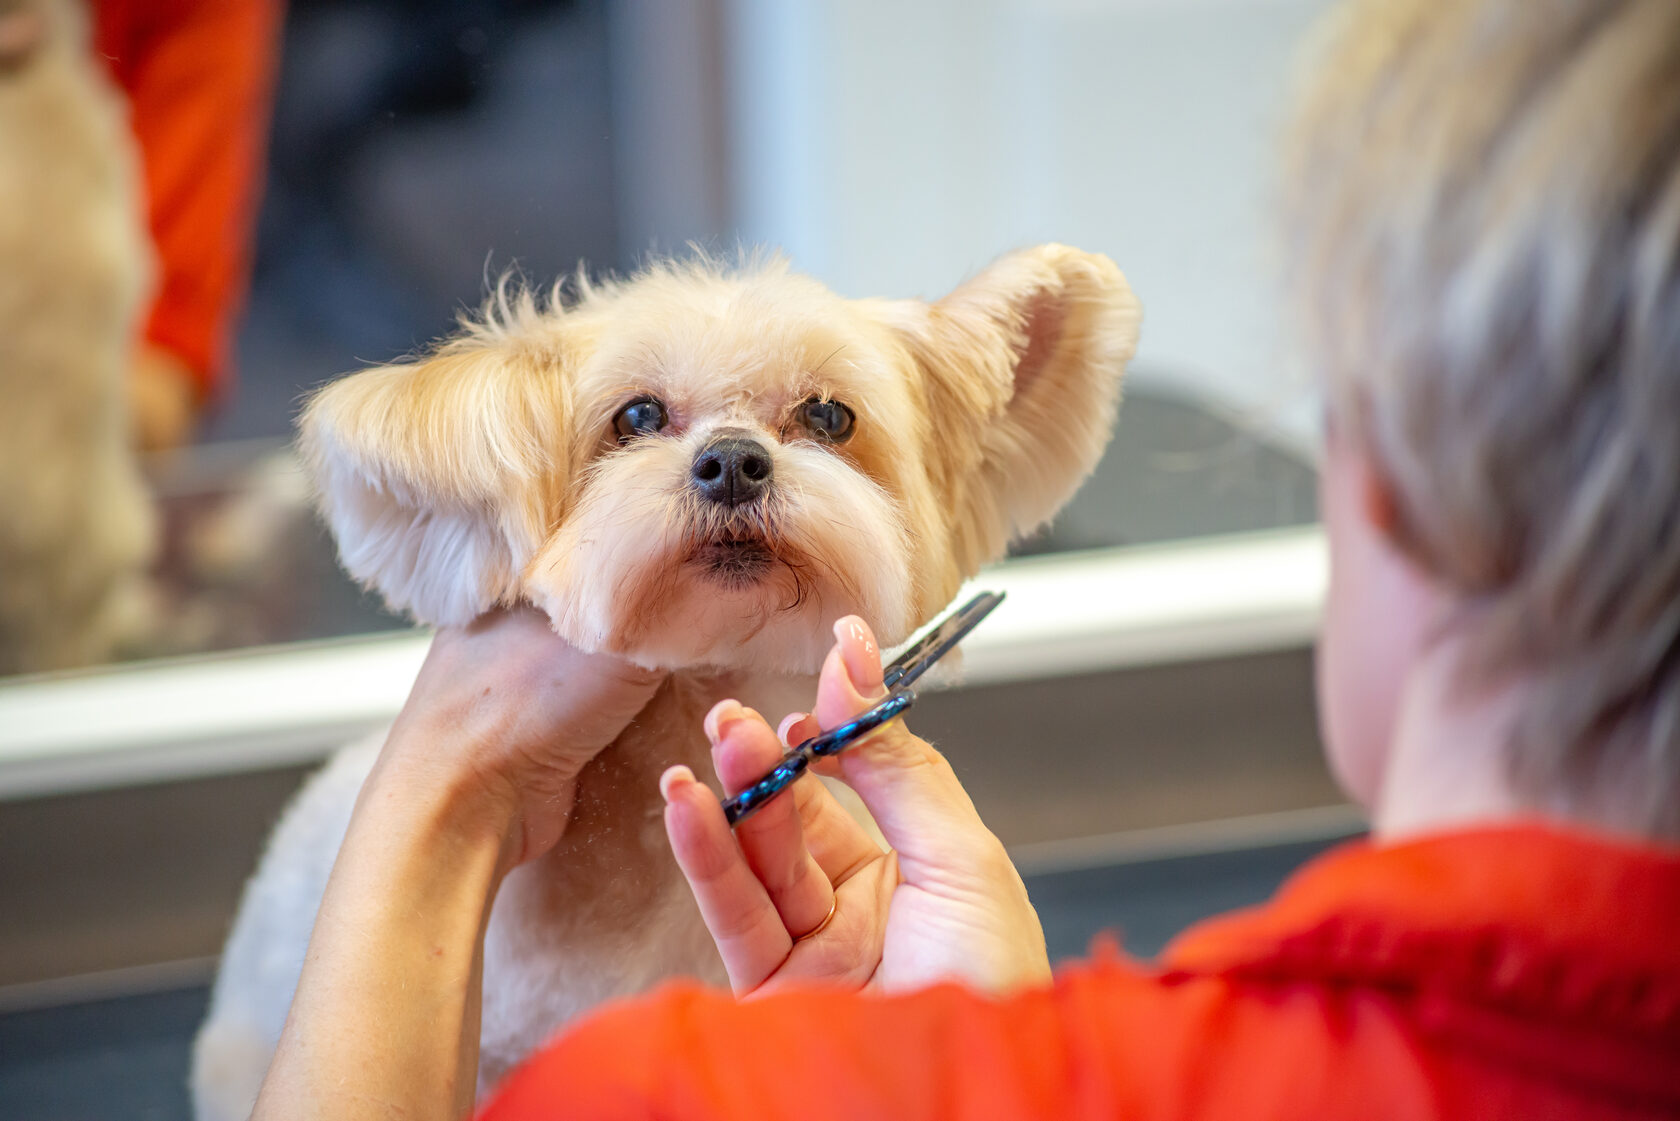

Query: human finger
<box><xmin>660</xmin><ymin>764</ymin><xmax>792</xmax><ymax>993</ymax></box>
<box><xmin>705</xmin><ymin>701</ymin><xmax>834</xmax><ymax>940</ymax></box>
<box><xmin>777</xmin><ymin>711</ymin><xmax>819</xmax><ymax>749</ymax></box>
<box><xmin>769</xmin><ymin>710</ymin><xmax>884</xmax><ymax>884</ymax></box>
<box><xmin>811</xmin><ymin>617</ymin><xmax>999</xmax><ymax>882</ymax></box>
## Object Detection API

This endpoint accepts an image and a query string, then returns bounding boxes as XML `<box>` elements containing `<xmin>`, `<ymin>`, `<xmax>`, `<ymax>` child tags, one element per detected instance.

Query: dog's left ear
<box><xmin>879</xmin><ymin>243</ymin><xmax>1141</xmax><ymax>572</ymax></box>
<box><xmin>298</xmin><ymin>340</ymin><xmax>569</xmax><ymax>625</ymax></box>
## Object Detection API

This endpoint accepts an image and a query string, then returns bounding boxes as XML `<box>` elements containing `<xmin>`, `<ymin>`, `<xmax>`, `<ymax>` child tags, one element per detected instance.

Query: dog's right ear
<box><xmin>298</xmin><ymin>340</ymin><xmax>568</xmax><ymax>625</ymax></box>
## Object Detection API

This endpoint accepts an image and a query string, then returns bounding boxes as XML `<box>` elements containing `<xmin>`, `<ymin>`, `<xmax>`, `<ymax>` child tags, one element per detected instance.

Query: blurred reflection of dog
<box><xmin>0</xmin><ymin>0</ymin><xmax>156</xmax><ymax>674</ymax></box>
<box><xmin>192</xmin><ymin>245</ymin><xmax>1141</xmax><ymax>1115</ymax></box>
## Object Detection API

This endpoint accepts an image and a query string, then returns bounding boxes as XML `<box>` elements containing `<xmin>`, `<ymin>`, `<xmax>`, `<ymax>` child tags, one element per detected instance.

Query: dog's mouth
<box><xmin>689</xmin><ymin>529</ymin><xmax>776</xmax><ymax>586</ymax></box>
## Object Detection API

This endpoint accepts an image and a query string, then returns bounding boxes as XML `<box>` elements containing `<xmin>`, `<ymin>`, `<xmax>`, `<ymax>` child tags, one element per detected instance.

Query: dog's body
<box><xmin>193</xmin><ymin>247</ymin><xmax>1139</xmax><ymax>1118</ymax></box>
<box><xmin>0</xmin><ymin>0</ymin><xmax>155</xmax><ymax>674</ymax></box>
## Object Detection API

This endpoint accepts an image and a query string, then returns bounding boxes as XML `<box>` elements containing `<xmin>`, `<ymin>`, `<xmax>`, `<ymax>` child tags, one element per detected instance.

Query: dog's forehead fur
<box><xmin>301</xmin><ymin>246</ymin><xmax>1140</xmax><ymax>672</ymax></box>
<box><xmin>564</xmin><ymin>261</ymin><xmax>917</xmax><ymax>431</ymax></box>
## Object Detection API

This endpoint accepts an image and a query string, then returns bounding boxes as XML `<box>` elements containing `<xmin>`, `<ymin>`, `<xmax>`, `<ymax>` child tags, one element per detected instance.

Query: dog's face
<box><xmin>300</xmin><ymin>245</ymin><xmax>1139</xmax><ymax>672</ymax></box>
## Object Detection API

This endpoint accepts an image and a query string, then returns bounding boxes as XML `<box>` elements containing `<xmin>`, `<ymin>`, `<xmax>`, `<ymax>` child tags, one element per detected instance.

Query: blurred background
<box><xmin>1</xmin><ymin>1</ymin><xmax>1345</xmax><ymax>1116</ymax></box>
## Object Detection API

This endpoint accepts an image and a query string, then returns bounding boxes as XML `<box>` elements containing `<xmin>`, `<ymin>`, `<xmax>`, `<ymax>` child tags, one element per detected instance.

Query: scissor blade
<box><xmin>882</xmin><ymin>590</ymin><xmax>1005</xmax><ymax>691</ymax></box>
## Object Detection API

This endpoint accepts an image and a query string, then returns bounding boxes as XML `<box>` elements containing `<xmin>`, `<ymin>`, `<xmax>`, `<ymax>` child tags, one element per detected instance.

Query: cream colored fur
<box><xmin>192</xmin><ymin>245</ymin><xmax>1140</xmax><ymax>1117</ymax></box>
<box><xmin>0</xmin><ymin>0</ymin><xmax>155</xmax><ymax>674</ymax></box>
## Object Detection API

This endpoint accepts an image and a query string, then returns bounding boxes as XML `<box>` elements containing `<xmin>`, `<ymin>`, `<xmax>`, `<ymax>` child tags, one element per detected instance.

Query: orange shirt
<box><xmin>94</xmin><ymin>0</ymin><xmax>283</xmax><ymax>401</ymax></box>
<box><xmin>481</xmin><ymin>826</ymin><xmax>1680</xmax><ymax>1120</ymax></box>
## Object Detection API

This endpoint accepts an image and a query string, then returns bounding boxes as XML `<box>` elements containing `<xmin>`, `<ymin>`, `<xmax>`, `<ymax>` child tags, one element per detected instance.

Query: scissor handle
<box><xmin>721</xmin><ymin>751</ymin><xmax>813</xmax><ymax>826</ymax></box>
<box><xmin>719</xmin><ymin>588</ymin><xmax>1001</xmax><ymax>829</ymax></box>
<box><xmin>806</xmin><ymin>691</ymin><xmax>915</xmax><ymax>757</ymax></box>
<box><xmin>721</xmin><ymin>691</ymin><xmax>915</xmax><ymax>826</ymax></box>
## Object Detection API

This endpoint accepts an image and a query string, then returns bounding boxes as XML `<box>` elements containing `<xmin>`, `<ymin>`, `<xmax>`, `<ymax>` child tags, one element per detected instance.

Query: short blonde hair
<box><xmin>1284</xmin><ymin>0</ymin><xmax>1680</xmax><ymax>835</ymax></box>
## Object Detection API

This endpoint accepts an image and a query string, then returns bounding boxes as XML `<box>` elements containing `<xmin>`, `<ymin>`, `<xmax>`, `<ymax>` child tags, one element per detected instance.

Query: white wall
<box><xmin>725</xmin><ymin>0</ymin><xmax>1334</xmax><ymax>448</ymax></box>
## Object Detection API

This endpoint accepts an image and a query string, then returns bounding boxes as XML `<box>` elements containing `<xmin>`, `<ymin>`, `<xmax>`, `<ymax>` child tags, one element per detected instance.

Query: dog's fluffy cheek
<box><xmin>523</xmin><ymin>461</ymin><xmax>691</xmax><ymax>656</ymax></box>
<box><xmin>774</xmin><ymin>450</ymin><xmax>917</xmax><ymax>644</ymax></box>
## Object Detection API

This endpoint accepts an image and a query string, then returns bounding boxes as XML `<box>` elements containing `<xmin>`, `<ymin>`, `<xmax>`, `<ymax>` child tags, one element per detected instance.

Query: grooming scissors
<box><xmin>721</xmin><ymin>590</ymin><xmax>1006</xmax><ymax>827</ymax></box>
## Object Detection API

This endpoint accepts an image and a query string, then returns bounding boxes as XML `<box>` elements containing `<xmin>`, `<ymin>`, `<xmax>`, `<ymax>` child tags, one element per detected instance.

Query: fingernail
<box><xmin>704</xmin><ymin>699</ymin><xmax>742</xmax><ymax>744</ymax></box>
<box><xmin>833</xmin><ymin>616</ymin><xmax>884</xmax><ymax>694</ymax></box>
<box><xmin>659</xmin><ymin>765</ymin><xmax>695</xmax><ymax>802</ymax></box>
<box><xmin>777</xmin><ymin>712</ymin><xmax>808</xmax><ymax>747</ymax></box>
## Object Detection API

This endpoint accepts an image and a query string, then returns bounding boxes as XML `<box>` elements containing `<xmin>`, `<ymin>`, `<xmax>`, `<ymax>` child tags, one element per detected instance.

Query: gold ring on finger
<box><xmin>792</xmin><ymin>897</ymin><xmax>837</xmax><ymax>943</ymax></box>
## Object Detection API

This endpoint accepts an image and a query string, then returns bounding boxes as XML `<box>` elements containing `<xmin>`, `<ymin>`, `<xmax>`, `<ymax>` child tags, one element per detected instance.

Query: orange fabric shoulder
<box><xmin>478</xmin><ymin>828</ymin><xmax>1680</xmax><ymax>1121</ymax></box>
<box><xmin>477</xmin><ymin>958</ymin><xmax>1416</xmax><ymax>1121</ymax></box>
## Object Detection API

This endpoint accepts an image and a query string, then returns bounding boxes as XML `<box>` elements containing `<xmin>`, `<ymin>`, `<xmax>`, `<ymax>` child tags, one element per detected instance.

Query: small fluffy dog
<box><xmin>191</xmin><ymin>245</ymin><xmax>1140</xmax><ymax>1116</ymax></box>
<box><xmin>0</xmin><ymin>0</ymin><xmax>156</xmax><ymax>674</ymax></box>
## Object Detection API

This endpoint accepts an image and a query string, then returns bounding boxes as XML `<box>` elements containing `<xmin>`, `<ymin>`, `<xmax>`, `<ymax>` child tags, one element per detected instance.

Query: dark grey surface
<box><xmin>915</xmin><ymin>650</ymin><xmax>1335</xmax><ymax>849</ymax></box>
<box><xmin>0</xmin><ymin>834</ymin><xmax>1348</xmax><ymax>1121</ymax></box>
<box><xmin>0</xmin><ymin>987</ymin><xmax>207</xmax><ymax>1121</ymax></box>
<box><xmin>1025</xmin><ymin>381</ymin><xmax>1317</xmax><ymax>555</ymax></box>
<box><xmin>1031</xmin><ymin>835</ymin><xmax>1350</xmax><ymax>961</ymax></box>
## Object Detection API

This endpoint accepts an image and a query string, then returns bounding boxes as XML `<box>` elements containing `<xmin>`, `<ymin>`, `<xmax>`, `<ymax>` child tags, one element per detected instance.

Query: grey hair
<box><xmin>1284</xmin><ymin>0</ymin><xmax>1680</xmax><ymax>836</ymax></box>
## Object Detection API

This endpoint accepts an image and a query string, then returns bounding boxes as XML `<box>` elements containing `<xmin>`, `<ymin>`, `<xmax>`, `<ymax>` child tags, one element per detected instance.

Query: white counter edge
<box><xmin>0</xmin><ymin>526</ymin><xmax>1326</xmax><ymax>800</ymax></box>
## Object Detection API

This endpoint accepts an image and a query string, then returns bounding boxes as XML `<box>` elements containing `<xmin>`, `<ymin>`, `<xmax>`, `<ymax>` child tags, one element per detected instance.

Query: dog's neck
<box><xmin>478</xmin><ymin>669</ymin><xmax>785</xmax><ymax>1089</ymax></box>
<box><xmin>526</xmin><ymin>667</ymin><xmax>810</xmax><ymax>887</ymax></box>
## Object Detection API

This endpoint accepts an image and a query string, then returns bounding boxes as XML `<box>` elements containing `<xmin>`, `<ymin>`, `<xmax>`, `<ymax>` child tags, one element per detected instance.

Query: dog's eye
<box><xmin>613</xmin><ymin>396</ymin><xmax>669</xmax><ymax>442</ymax></box>
<box><xmin>797</xmin><ymin>398</ymin><xmax>855</xmax><ymax>443</ymax></box>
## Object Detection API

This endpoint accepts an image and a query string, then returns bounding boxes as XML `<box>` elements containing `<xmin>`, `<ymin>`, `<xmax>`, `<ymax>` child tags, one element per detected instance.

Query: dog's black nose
<box><xmin>692</xmin><ymin>436</ymin><xmax>773</xmax><ymax>507</ymax></box>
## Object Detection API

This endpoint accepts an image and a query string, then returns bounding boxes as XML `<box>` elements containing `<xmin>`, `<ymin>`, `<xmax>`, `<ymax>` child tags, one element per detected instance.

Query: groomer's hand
<box><xmin>662</xmin><ymin>617</ymin><xmax>1050</xmax><ymax>998</ymax></box>
<box><xmin>257</xmin><ymin>608</ymin><xmax>666</xmax><ymax>1121</ymax></box>
<box><xmin>379</xmin><ymin>606</ymin><xmax>667</xmax><ymax>868</ymax></box>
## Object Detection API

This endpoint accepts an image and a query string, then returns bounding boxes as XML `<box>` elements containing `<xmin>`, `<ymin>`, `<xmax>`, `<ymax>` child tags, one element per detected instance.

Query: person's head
<box><xmin>1287</xmin><ymin>0</ymin><xmax>1680</xmax><ymax>838</ymax></box>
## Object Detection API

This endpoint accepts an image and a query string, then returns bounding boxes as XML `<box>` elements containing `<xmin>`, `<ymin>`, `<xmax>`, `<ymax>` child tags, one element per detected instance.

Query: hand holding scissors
<box><xmin>660</xmin><ymin>595</ymin><xmax>1051</xmax><ymax>998</ymax></box>
<box><xmin>721</xmin><ymin>591</ymin><xmax>1006</xmax><ymax>826</ymax></box>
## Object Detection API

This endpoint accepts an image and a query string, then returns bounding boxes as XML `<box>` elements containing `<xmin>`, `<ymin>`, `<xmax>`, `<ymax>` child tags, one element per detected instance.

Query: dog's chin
<box><xmin>601</xmin><ymin>533</ymin><xmax>828</xmax><ymax>672</ymax></box>
<box><xmin>688</xmin><ymin>533</ymin><xmax>777</xmax><ymax>591</ymax></box>
<box><xmin>531</xmin><ymin>496</ymin><xmax>917</xmax><ymax>676</ymax></box>
<box><xmin>565</xmin><ymin>538</ymin><xmax>862</xmax><ymax>675</ymax></box>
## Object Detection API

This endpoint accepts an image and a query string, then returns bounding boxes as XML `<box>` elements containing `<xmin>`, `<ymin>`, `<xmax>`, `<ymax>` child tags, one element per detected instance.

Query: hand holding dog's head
<box><xmin>300</xmin><ymin>244</ymin><xmax>1139</xmax><ymax>672</ymax></box>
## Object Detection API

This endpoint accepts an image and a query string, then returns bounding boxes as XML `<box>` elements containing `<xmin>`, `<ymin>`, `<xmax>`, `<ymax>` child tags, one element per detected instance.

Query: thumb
<box><xmin>811</xmin><ymin>616</ymin><xmax>888</xmax><ymax>728</ymax></box>
<box><xmin>814</xmin><ymin>617</ymin><xmax>995</xmax><ymax>879</ymax></box>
